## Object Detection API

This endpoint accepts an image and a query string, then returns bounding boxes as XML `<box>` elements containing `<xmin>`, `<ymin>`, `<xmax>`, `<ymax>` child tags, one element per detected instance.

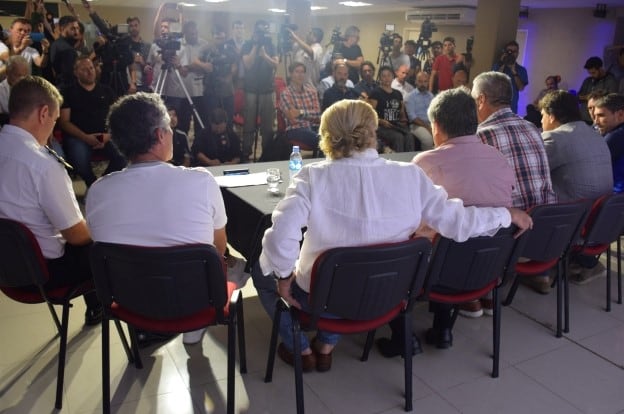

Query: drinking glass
<box><xmin>266</xmin><ymin>168</ymin><xmax>281</xmax><ymax>193</ymax></box>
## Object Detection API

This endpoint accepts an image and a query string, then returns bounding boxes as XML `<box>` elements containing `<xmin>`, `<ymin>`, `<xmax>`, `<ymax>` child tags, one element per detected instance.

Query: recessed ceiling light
<box><xmin>204</xmin><ymin>0</ymin><xmax>228</xmax><ymax>3</ymax></box>
<box><xmin>311</xmin><ymin>6</ymin><xmax>327</xmax><ymax>10</ymax></box>
<box><xmin>268</xmin><ymin>8</ymin><xmax>286</xmax><ymax>13</ymax></box>
<box><xmin>339</xmin><ymin>1</ymin><xmax>372</xmax><ymax>6</ymax></box>
<box><xmin>178</xmin><ymin>2</ymin><xmax>197</xmax><ymax>6</ymax></box>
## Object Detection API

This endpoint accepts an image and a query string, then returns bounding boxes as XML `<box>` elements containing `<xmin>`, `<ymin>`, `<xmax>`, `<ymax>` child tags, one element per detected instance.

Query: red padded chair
<box><xmin>0</xmin><ymin>218</ymin><xmax>96</xmax><ymax>410</ymax></box>
<box><xmin>423</xmin><ymin>225</ymin><xmax>528</xmax><ymax>378</ymax></box>
<box><xmin>571</xmin><ymin>193</ymin><xmax>624</xmax><ymax>311</ymax></box>
<box><xmin>502</xmin><ymin>200</ymin><xmax>591</xmax><ymax>337</ymax></box>
<box><xmin>90</xmin><ymin>242</ymin><xmax>247</xmax><ymax>414</ymax></box>
<box><xmin>264</xmin><ymin>238</ymin><xmax>432</xmax><ymax>413</ymax></box>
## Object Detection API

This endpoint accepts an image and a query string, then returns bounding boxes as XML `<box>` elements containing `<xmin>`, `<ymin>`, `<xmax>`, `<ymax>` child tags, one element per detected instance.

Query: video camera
<box><xmin>277</xmin><ymin>22</ymin><xmax>298</xmax><ymax>55</ymax></box>
<box><xmin>379</xmin><ymin>32</ymin><xmax>394</xmax><ymax>55</ymax></box>
<box><xmin>253</xmin><ymin>24</ymin><xmax>273</xmax><ymax>50</ymax></box>
<box><xmin>329</xmin><ymin>27</ymin><xmax>345</xmax><ymax>46</ymax></box>
<box><xmin>420</xmin><ymin>18</ymin><xmax>437</xmax><ymax>40</ymax></box>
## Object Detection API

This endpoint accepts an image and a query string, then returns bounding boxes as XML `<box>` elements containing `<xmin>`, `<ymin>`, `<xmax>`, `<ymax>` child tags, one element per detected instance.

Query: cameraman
<box><xmin>201</xmin><ymin>25</ymin><xmax>237</xmax><ymax>128</ymax></box>
<box><xmin>241</xmin><ymin>20</ymin><xmax>278</xmax><ymax>162</ymax></box>
<box><xmin>380</xmin><ymin>33</ymin><xmax>409</xmax><ymax>72</ymax></box>
<box><xmin>290</xmin><ymin>27</ymin><xmax>324</xmax><ymax>87</ymax></box>
<box><xmin>492</xmin><ymin>40</ymin><xmax>528</xmax><ymax>114</ymax></box>
<box><xmin>122</xmin><ymin>17</ymin><xmax>151</xmax><ymax>93</ymax></box>
<box><xmin>333</xmin><ymin>26</ymin><xmax>364</xmax><ymax>84</ymax></box>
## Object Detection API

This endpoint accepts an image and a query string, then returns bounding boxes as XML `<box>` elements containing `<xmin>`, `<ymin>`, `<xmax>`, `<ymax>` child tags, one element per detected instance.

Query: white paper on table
<box><xmin>214</xmin><ymin>172</ymin><xmax>268</xmax><ymax>188</ymax></box>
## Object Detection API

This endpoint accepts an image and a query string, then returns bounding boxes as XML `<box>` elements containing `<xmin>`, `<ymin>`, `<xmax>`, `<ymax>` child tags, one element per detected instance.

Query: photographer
<box><xmin>333</xmin><ymin>25</ymin><xmax>364</xmax><ymax>84</ymax></box>
<box><xmin>5</xmin><ymin>18</ymin><xmax>50</xmax><ymax>70</ymax></box>
<box><xmin>201</xmin><ymin>25</ymin><xmax>237</xmax><ymax>128</ymax></box>
<box><xmin>290</xmin><ymin>27</ymin><xmax>324</xmax><ymax>87</ymax></box>
<box><xmin>241</xmin><ymin>19</ymin><xmax>278</xmax><ymax>162</ymax></box>
<box><xmin>492</xmin><ymin>40</ymin><xmax>528</xmax><ymax>114</ymax></box>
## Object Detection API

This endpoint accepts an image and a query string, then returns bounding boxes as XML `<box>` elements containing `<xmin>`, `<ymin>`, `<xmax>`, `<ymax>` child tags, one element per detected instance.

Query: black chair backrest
<box><xmin>583</xmin><ymin>193</ymin><xmax>624</xmax><ymax>246</ymax></box>
<box><xmin>0</xmin><ymin>218</ymin><xmax>49</xmax><ymax>289</ymax></box>
<box><xmin>521</xmin><ymin>200</ymin><xmax>591</xmax><ymax>262</ymax></box>
<box><xmin>307</xmin><ymin>238</ymin><xmax>432</xmax><ymax>324</ymax></box>
<box><xmin>424</xmin><ymin>225</ymin><xmax>527</xmax><ymax>293</ymax></box>
<box><xmin>90</xmin><ymin>242</ymin><xmax>227</xmax><ymax>321</ymax></box>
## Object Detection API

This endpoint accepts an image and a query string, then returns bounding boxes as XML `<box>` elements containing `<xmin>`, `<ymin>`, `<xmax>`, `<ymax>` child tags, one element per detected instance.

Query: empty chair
<box><xmin>264</xmin><ymin>238</ymin><xmax>432</xmax><ymax>413</ymax></box>
<box><xmin>90</xmin><ymin>242</ymin><xmax>247</xmax><ymax>414</ymax></box>
<box><xmin>503</xmin><ymin>200</ymin><xmax>591</xmax><ymax>337</ymax></box>
<box><xmin>571</xmin><ymin>193</ymin><xmax>624</xmax><ymax>311</ymax></box>
<box><xmin>0</xmin><ymin>218</ymin><xmax>95</xmax><ymax>410</ymax></box>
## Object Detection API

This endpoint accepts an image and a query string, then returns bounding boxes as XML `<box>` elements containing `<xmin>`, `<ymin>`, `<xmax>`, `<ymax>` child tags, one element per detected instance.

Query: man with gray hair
<box><xmin>86</xmin><ymin>92</ymin><xmax>229</xmax><ymax>345</ymax></box>
<box><xmin>0</xmin><ymin>55</ymin><xmax>31</xmax><ymax>116</ymax></box>
<box><xmin>473</xmin><ymin>71</ymin><xmax>557</xmax><ymax>293</ymax></box>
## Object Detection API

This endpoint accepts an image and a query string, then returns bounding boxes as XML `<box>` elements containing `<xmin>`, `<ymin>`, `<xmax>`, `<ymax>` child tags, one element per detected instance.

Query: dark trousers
<box><xmin>45</xmin><ymin>243</ymin><xmax>100</xmax><ymax>309</ymax></box>
<box><xmin>62</xmin><ymin>136</ymin><xmax>127</xmax><ymax>188</ymax></box>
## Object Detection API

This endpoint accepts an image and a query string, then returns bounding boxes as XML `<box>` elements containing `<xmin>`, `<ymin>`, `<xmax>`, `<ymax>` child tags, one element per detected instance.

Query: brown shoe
<box><xmin>311</xmin><ymin>338</ymin><xmax>333</xmax><ymax>372</ymax></box>
<box><xmin>277</xmin><ymin>342</ymin><xmax>316</xmax><ymax>373</ymax></box>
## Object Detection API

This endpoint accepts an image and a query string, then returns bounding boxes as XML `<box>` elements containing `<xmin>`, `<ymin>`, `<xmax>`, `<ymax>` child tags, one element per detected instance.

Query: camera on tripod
<box><xmin>277</xmin><ymin>22</ymin><xmax>298</xmax><ymax>55</ymax></box>
<box><xmin>420</xmin><ymin>18</ymin><xmax>438</xmax><ymax>40</ymax></box>
<box><xmin>379</xmin><ymin>32</ymin><xmax>394</xmax><ymax>55</ymax></box>
<box><xmin>329</xmin><ymin>27</ymin><xmax>345</xmax><ymax>46</ymax></box>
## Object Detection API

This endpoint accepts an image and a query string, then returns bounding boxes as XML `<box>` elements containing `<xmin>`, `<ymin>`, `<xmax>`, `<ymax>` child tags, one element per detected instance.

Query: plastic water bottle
<box><xmin>288</xmin><ymin>145</ymin><xmax>303</xmax><ymax>183</ymax></box>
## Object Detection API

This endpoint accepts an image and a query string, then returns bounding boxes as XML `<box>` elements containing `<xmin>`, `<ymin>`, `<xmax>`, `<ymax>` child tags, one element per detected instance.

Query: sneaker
<box><xmin>182</xmin><ymin>328</ymin><xmax>206</xmax><ymax>345</ymax></box>
<box><xmin>458</xmin><ymin>300</ymin><xmax>483</xmax><ymax>318</ymax></box>
<box><xmin>226</xmin><ymin>256</ymin><xmax>251</xmax><ymax>288</ymax></box>
<box><xmin>480</xmin><ymin>298</ymin><xmax>494</xmax><ymax>316</ymax></box>
<box><xmin>569</xmin><ymin>262</ymin><xmax>607</xmax><ymax>285</ymax></box>
<box><xmin>520</xmin><ymin>274</ymin><xmax>552</xmax><ymax>294</ymax></box>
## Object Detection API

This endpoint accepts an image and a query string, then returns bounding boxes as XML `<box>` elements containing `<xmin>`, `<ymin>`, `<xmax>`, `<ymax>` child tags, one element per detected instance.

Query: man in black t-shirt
<box><xmin>49</xmin><ymin>15</ymin><xmax>80</xmax><ymax>89</ymax></box>
<box><xmin>192</xmin><ymin>108</ymin><xmax>241</xmax><ymax>166</ymax></box>
<box><xmin>240</xmin><ymin>20</ymin><xmax>278</xmax><ymax>161</ymax></box>
<box><xmin>58</xmin><ymin>57</ymin><xmax>126</xmax><ymax>187</ymax></box>
<box><xmin>333</xmin><ymin>26</ymin><xmax>364</xmax><ymax>84</ymax></box>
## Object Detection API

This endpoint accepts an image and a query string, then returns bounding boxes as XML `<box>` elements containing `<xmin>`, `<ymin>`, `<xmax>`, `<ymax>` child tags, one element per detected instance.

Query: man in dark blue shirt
<box><xmin>492</xmin><ymin>40</ymin><xmax>528</xmax><ymax>114</ymax></box>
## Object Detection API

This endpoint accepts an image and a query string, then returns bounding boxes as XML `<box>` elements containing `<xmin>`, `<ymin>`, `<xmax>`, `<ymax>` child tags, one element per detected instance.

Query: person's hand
<box><xmin>508</xmin><ymin>207</ymin><xmax>533</xmax><ymax>238</ymax></box>
<box><xmin>277</xmin><ymin>275</ymin><xmax>302</xmax><ymax>309</ymax></box>
<box><xmin>41</xmin><ymin>38</ymin><xmax>50</xmax><ymax>52</ymax></box>
<box><xmin>87</xmin><ymin>133</ymin><xmax>104</xmax><ymax>149</ymax></box>
<box><xmin>379</xmin><ymin>119</ymin><xmax>393</xmax><ymax>128</ymax></box>
<box><xmin>128</xmin><ymin>83</ymin><xmax>137</xmax><ymax>94</ymax></box>
<box><xmin>286</xmin><ymin>108</ymin><xmax>299</xmax><ymax>120</ymax></box>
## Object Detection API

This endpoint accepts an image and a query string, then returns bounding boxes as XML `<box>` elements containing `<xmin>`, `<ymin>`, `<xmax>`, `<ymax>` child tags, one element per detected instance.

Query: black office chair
<box><xmin>0</xmin><ymin>218</ymin><xmax>95</xmax><ymax>410</ymax></box>
<box><xmin>90</xmin><ymin>242</ymin><xmax>247</xmax><ymax>414</ymax></box>
<box><xmin>571</xmin><ymin>193</ymin><xmax>624</xmax><ymax>311</ymax></box>
<box><xmin>423</xmin><ymin>225</ymin><xmax>528</xmax><ymax>378</ymax></box>
<box><xmin>503</xmin><ymin>200</ymin><xmax>591</xmax><ymax>337</ymax></box>
<box><xmin>264</xmin><ymin>238</ymin><xmax>432</xmax><ymax>413</ymax></box>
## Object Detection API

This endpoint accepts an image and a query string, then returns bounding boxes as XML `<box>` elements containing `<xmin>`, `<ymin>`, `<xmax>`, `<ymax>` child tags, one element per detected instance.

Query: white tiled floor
<box><xmin>1</xmin><ymin>249</ymin><xmax>623</xmax><ymax>414</ymax></box>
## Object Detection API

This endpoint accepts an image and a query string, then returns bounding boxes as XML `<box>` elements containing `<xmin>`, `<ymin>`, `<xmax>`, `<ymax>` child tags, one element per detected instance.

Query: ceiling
<box><xmin>84</xmin><ymin>0</ymin><xmax>624</xmax><ymax>15</ymax></box>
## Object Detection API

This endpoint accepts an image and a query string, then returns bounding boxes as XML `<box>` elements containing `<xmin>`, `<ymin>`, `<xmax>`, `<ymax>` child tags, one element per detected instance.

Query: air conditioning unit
<box><xmin>406</xmin><ymin>6</ymin><xmax>477</xmax><ymax>26</ymax></box>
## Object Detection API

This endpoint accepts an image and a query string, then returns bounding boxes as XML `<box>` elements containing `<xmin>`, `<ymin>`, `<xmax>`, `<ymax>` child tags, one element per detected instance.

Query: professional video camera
<box><xmin>329</xmin><ymin>27</ymin><xmax>345</xmax><ymax>46</ymax></box>
<box><xmin>155</xmin><ymin>31</ymin><xmax>183</xmax><ymax>65</ymax></box>
<box><xmin>379</xmin><ymin>31</ymin><xmax>394</xmax><ymax>55</ymax></box>
<box><xmin>277</xmin><ymin>22</ymin><xmax>298</xmax><ymax>55</ymax></box>
<box><xmin>420</xmin><ymin>17</ymin><xmax>437</xmax><ymax>40</ymax></box>
<box><xmin>204</xmin><ymin>47</ymin><xmax>235</xmax><ymax>78</ymax></box>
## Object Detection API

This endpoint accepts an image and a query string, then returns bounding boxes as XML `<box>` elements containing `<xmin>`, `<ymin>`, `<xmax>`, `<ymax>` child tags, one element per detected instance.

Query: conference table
<box><xmin>206</xmin><ymin>152</ymin><xmax>419</xmax><ymax>270</ymax></box>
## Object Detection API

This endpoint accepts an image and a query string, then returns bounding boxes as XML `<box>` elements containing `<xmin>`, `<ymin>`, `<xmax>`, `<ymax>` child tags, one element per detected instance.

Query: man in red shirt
<box><xmin>429</xmin><ymin>37</ymin><xmax>464</xmax><ymax>93</ymax></box>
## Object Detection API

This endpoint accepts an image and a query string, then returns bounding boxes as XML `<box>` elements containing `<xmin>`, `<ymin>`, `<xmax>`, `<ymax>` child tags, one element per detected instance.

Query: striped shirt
<box><xmin>477</xmin><ymin>108</ymin><xmax>557</xmax><ymax>210</ymax></box>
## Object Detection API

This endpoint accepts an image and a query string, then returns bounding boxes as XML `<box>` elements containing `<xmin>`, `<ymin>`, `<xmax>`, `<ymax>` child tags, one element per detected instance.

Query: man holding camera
<box><xmin>4</xmin><ymin>18</ymin><xmax>50</xmax><ymax>70</ymax></box>
<box><xmin>122</xmin><ymin>17</ymin><xmax>151</xmax><ymax>94</ymax></box>
<box><xmin>381</xmin><ymin>33</ymin><xmax>410</xmax><ymax>73</ymax></box>
<box><xmin>333</xmin><ymin>26</ymin><xmax>364</xmax><ymax>84</ymax></box>
<box><xmin>492</xmin><ymin>40</ymin><xmax>528</xmax><ymax>114</ymax></box>
<box><xmin>241</xmin><ymin>20</ymin><xmax>278</xmax><ymax>162</ymax></box>
<box><xmin>290</xmin><ymin>27</ymin><xmax>324</xmax><ymax>87</ymax></box>
<box><xmin>201</xmin><ymin>25</ymin><xmax>237</xmax><ymax>128</ymax></box>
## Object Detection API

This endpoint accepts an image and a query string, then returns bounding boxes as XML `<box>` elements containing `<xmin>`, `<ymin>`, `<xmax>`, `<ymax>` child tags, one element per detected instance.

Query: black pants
<box><xmin>45</xmin><ymin>243</ymin><xmax>100</xmax><ymax>309</ymax></box>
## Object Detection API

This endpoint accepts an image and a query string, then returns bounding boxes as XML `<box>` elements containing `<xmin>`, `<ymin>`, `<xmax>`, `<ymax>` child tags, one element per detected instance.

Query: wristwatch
<box><xmin>298</xmin><ymin>109</ymin><xmax>304</xmax><ymax>118</ymax></box>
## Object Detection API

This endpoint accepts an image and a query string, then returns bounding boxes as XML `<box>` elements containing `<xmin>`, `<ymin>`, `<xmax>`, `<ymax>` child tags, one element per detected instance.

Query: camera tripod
<box><xmin>153</xmin><ymin>61</ymin><xmax>205</xmax><ymax>131</ymax></box>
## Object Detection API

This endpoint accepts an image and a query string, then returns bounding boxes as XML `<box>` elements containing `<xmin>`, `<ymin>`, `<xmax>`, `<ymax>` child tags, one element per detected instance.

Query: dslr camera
<box><xmin>501</xmin><ymin>48</ymin><xmax>516</xmax><ymax>65</ymax></box>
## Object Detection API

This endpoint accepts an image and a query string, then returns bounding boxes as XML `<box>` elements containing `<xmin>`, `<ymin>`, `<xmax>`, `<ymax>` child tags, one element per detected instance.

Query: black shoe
<box><xmin>135</xmin><ymin>330</ymin><xmax>176</xmax><ymax>349</ymax></box>
<box><xmin>376</xmin><ymin>334</ymin><xmax>423</xmax><ymax>358</ymax></box>
<box><xmin>84</xmin><ymin>306</ymin><xmax>103</xmax><ymax>326</ymax></box>
<box><xmin>425</xmin><ymin>328</ymin><xmax>453</xmax><ymax>349</ymax></box>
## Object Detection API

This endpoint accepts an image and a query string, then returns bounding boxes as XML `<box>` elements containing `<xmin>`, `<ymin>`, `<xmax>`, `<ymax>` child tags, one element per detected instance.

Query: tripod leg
<box><xmin>172</xmin><ymin>68</ymin><xmax>205</xmax><ymax>130</ymax></box>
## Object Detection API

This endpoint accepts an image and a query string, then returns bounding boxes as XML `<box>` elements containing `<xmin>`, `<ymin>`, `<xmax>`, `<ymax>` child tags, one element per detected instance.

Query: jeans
<box><xmin>62</xmin><ymin>135</ymin><xmax>127</xmax><ymax>187</ymax></box>
<box><xmin>242</xmin><ymin>92</ymin><xmax>275</xmax><ymax>159</ymax></box>
<box><xmin>285</xmin><ymin>127</ymin><xmax>320</xmax><ymax>150</ymax></box>
<box><xmin>251</xmin><ymin>262</ymin><xmax>340</xmax><ymax>352</ymax></box>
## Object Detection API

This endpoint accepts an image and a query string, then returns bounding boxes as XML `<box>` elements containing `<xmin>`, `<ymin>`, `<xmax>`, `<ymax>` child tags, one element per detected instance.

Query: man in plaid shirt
<box><xmin>473</xmin><ymin>71</ymin><xmax>557</xmax><ymax>293</ymax></box>
<box><xmin>279</xmin><ymin>62</ymin><xmax>321</xmax><ymax>150</ymax></box>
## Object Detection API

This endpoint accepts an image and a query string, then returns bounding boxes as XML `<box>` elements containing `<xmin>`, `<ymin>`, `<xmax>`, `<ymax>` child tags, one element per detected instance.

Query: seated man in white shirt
<box><xmin>0</xmin><ymin>55</ymin><xmax>31</xmax><ymax>120</ymax></box>
<box><xmin>86</xmin><ymin>92</ymin><xmax>232</xmax><ymax>346</ymax></box>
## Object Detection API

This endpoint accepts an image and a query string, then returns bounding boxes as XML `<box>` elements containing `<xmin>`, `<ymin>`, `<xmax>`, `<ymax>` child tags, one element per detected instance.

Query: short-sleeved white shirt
<box><xmin>0</xmin><ymin>125</ymin><xmax>84</xmax><ymax>258</ymax></box>
<box><xmin>86</xmin><ymin>162</ymin><xmax>227</xmax><ymax>247</ymax></box>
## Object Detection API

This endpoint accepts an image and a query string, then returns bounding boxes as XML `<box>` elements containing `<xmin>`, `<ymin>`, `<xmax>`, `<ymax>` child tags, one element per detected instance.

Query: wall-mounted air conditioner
<box><xmin>405</xmin><ymin>6</ymin><xmax>477</xmax><ymax>26</ymax></box>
